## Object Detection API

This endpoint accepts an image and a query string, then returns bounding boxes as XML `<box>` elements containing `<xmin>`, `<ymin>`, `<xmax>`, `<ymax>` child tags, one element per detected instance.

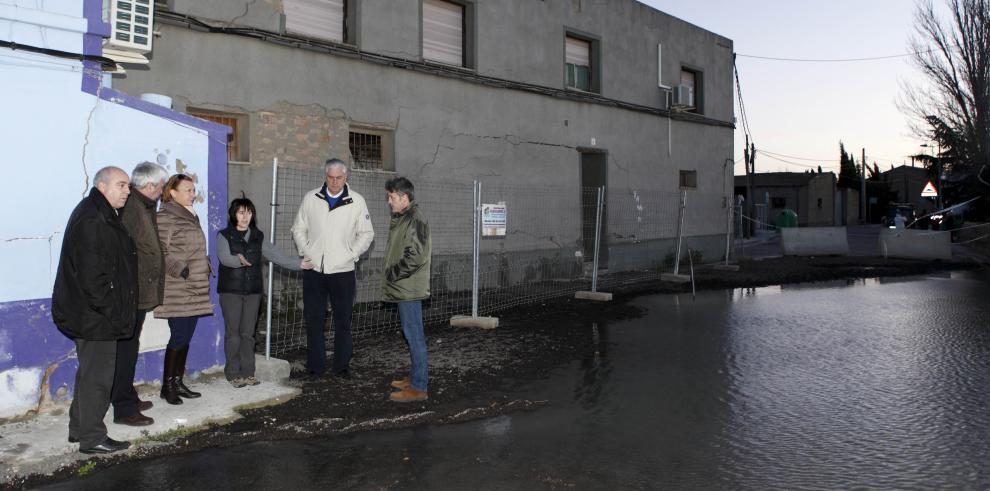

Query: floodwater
<box><xmin>43</xmin><ymin>272</ymin><xmax>990</xmax><ymax>490</ymax></box>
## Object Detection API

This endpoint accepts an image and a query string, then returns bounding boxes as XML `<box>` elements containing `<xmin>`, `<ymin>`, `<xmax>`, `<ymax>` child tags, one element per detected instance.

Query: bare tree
<box><xmin>902</xmin><ymin>0</ymin><xmax>990</xmax><ymax>190</ymax></box>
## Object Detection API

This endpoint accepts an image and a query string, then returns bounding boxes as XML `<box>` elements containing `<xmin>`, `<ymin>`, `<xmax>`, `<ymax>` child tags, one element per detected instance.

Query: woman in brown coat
<box><xmin>155</xmin><ymin>174</ymin><xmax>214</xmax><ymax>405</ymax></box>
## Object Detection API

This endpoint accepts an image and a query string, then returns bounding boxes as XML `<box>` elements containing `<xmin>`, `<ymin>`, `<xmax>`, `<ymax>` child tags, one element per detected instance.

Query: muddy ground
<box><xmin>6</xmin><ymin>255</ymin><xmax>983</xmax><ymax>489</ymax></box>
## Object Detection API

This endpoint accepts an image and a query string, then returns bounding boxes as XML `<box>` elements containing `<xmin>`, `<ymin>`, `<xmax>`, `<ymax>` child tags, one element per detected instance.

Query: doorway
<box><xmin>580</xmin><ymin>150</ymin><xmax>608</xmax><ymax>265</ymax></box>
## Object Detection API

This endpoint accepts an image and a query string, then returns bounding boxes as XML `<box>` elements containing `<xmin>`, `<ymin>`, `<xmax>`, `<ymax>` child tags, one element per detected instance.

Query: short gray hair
<box><xmin>93</xmin><ymin>166</ymin><xmax>126</xmax><ymax>187</ymax></box>
<box><xmin>324</xmin><ymin>158</ymin><xmax>348</xmax><ymax>174</ymax></box>
<box><xmin>131</xmin><ymin>162</ymin><xmax>168</xmax><ymax>188</ymax></box>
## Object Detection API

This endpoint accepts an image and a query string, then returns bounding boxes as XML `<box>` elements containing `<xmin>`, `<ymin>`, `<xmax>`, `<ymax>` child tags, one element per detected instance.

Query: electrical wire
<box><xmin>0</xmin><ymin>39</ymin><xmax>116</xmax><ymax>70</ymax></box>
<box><xmin>736</xmin><ymin>48</ymin><xmax>938</xmax><ymax>63</ymax></box>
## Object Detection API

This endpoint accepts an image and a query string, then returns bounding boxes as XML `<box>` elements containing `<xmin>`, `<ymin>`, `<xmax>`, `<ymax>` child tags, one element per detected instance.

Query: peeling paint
<box><xmin>0</xmin><ymin>367</ymin><xmax>44</xmax><ymax>415</ymax></box>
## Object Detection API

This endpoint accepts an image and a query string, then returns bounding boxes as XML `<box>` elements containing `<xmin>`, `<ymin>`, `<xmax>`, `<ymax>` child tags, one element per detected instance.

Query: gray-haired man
<box><xmin>111</xmin><ymin>162</ymin><xmax>168</xmax><ymax>426</ymax></box>
<box><xmin>291</xmin><ymin>159</ymin><xmax>374</xmax><ymax>378</ymax></box>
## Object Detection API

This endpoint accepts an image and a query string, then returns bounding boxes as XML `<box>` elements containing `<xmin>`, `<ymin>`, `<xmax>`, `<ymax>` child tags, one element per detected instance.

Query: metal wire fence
<box><xmin>260</xmin><ymin>162</ymin><xmax>733</xmax><ymax>357</ymax></box>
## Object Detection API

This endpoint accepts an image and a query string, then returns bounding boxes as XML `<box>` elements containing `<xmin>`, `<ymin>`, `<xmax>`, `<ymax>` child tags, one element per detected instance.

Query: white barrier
<box><xmin>878</xmin><ymin>228</ymin><xmax>952</xmax><ymax>260</ymax></box>
<box><xmin>780</xmin><ymin>227</ymin><xmax>850</xmax><ymax>256</ymax></box>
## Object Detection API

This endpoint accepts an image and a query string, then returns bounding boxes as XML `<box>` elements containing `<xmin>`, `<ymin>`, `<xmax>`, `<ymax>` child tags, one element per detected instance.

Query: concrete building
<box><xmin>882</xmin><ymin>165</ymin><xmax>937</xmax><ymax>216</ymax></box>
<box><xmin>735</xmin><ymin>172</ymin><xmax>838</xmax><ymax>227</ymax></box>
<box><xmin>115</xmin><ymin>0</ymin><xmax>736</xmax><ymax>267</ymax></box>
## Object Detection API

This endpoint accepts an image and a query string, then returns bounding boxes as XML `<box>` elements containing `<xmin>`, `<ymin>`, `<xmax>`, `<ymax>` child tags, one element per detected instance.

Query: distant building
<box><xmin>881</xmin><ymin>165</ymin><xmax>936</xmax><ymax>216</ymax></box>
<box><xmin>735</xmin><ymin>172</ymin><xmax>837</xmax><ymax>227</ymax></box>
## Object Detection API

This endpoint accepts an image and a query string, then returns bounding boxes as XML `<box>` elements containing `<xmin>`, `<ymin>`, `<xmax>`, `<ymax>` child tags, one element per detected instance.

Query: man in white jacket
<box><xmin>292</xmin><ymin>159</ymin><xmax>374</xmax><ymax>378</ymax></box>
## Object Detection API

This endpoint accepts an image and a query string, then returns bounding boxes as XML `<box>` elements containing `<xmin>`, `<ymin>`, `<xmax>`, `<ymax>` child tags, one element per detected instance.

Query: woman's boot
<box><xmin>159</xmin><ymin>348</ymin><xmax>183</xmax><ymax>405</ymax></box>
<box><xmin>175</xmin><ymin>345</ymin><xmax>202</xmax><ymax>399</ymax></box>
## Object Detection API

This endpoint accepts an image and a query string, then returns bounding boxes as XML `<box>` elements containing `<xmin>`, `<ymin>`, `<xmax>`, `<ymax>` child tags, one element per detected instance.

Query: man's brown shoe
<box><xmin>138</xmin><ymin>400</ymin><xmax>153</xmax><ymax>412</ymax></box>
<box><xmin>390</xmin><ymin>377</ymin><xmax>411</xmax><ymax>390</ymax></box>
<box><xmin>389</xmin><ymin>387</ymin><xmax>428</xmax><ymax>403</ymax></box>
<box><xmin>114</xmin><ymin>412</ymin><xmax>154</xmax><ymax>426</ymax></box>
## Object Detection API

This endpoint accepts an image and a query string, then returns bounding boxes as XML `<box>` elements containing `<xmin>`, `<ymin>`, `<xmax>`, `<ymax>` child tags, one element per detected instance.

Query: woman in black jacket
<box><xmin>216</xmin><ymin>197</ymin><xmax>310</xmax><ymax>387</ymax></box>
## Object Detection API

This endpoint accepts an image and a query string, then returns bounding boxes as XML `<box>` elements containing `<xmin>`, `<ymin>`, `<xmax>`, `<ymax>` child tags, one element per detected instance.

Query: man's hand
<box><xmin>237</xmin><ymin>253</ymin><xmax>252</xmax><ymax>267</ymax></box>
<box><xmin>301</xmin><ymin>258</ymin><xmax>314</xmax><ymax>270</ymax></box>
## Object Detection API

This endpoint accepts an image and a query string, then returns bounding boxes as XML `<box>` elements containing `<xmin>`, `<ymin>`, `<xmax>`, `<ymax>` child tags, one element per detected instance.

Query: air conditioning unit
<box><xmin>673</xmin><ymin>84</ymin><xmax>694</xmax><ymax>108</ymax></box>
<box><xmin>106</xmin><ymin>0</ymin><xmax>155</xmax><ymax>53</ymax></box>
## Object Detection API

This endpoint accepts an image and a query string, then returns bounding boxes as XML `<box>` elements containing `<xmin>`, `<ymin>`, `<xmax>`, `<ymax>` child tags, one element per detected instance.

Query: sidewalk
<box><xmin>0</xmin><ymin>369</ymin><xmax>299</xmax><ymax>483</ymax></box>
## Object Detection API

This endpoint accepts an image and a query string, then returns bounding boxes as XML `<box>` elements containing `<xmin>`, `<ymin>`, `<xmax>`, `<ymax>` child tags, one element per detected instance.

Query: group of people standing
<box><xmin>52</xmin><ymin>158</ymin><xmax>432</xmax><ymax>455</ymax></box>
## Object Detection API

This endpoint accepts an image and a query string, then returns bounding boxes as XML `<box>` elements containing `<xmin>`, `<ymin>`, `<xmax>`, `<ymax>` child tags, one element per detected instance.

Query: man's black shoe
<box><xmin>333</xmin><ymin>369</ymin><xmax>352</xmax><ymax>379</ymax></box>
<box><xmin>114</xmin><ymin>412</ymin><xmax>154</xmax><ymax>426</ymax></box>
<box><xmin>79</xmin><ymin>438</ymin><xmax>130</xmax><ymax>454</ymax></box>
<box><xmin>68</xmin><ymin>436</ymin><xmax>79</xmax><ymax>443</ymax></box>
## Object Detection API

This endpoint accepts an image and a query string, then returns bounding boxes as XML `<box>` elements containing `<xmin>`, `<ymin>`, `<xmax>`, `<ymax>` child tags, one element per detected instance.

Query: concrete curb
<box><xmin>0</xmin><ymin>376</ymin><xmax>300</xmax><ymax>482</ymax></box>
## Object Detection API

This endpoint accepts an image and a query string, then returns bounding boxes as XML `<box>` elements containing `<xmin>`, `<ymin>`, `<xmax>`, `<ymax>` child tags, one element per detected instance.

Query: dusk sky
<box><xmin>642</xmin><ymin>0</ymin><xmax>945</xmax><ymax>176</ymax></box>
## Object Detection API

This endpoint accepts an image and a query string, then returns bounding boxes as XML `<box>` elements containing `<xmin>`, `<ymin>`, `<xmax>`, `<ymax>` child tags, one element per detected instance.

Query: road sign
<box><xmin>921</xmin><ymin>180</ymin><xmax>938</xmax><ymax>197</ymax></box>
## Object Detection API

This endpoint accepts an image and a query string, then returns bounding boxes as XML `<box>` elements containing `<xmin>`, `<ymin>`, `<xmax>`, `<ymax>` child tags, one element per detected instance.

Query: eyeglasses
<box><xmin>326</xmin><ymin>175</ymin><xmax>346</xmax><ymax>181</ymax></box>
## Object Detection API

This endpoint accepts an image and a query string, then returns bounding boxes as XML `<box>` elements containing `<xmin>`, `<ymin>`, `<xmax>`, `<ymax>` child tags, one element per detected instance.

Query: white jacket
<box><xmin>291</xmin><ymin>184</ymin><xmax>375</xmax><ymax>274</ymax></box>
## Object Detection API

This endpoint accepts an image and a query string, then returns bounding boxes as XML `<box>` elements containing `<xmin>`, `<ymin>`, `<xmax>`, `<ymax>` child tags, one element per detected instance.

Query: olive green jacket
<box><xmin>382</xmin><ymin>203</ymin><xmax>431</xmax><ymax>302</ymax></box>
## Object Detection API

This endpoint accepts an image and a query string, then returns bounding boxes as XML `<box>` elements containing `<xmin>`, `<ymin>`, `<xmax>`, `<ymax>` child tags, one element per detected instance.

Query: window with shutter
<box><xmin>423</xmin><ymin>0</ymin><xmax>464</xmax><ymax>66</ymax></box>
<box><xmin>565</xmin><ymin>36</ymin><xmax>591</xmax><ymax>92</ymax></box>
<box><xmin>679</xmin><ymin>68</ymin><xmax>703</xmax><ymax>113</ymax></box>
<box><xmin>284</xmin><ymin>0</ymin><xmax>346</xmax><ymax>43</ymax></box>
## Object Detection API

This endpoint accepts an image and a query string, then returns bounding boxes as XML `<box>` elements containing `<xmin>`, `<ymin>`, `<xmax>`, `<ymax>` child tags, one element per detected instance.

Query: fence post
<box><xmin>472</xmin><ymin>180</ymin><xmax>480</xmax><ymax>318</ymax></box>
<box><xmin>591</xmin><ymin>186</ymin><xmax>604</xmax><ymax>292</ymax></box>
<box><xmin>450</xmin><ymin>180</ymin><xmax>499</xmax><ymax>328</ymax></box>
<box><xmin>575</xmin><ymin>187</ymin><xmax>612</xmax><ymax>300</ymax></box>
<box><xmin>724</xmin><ymin>191</ymin><xmax>733</xmax><ymax>265</ymax></box>
<box><xmin>264</xmin><ymin>157</ymin><xmax>278</xmax><ymax>360</ymax></box>
<box><xmin>673</xmin><ymin>189</ymin><xmax>687</xmax><ymax>275</ymax></box>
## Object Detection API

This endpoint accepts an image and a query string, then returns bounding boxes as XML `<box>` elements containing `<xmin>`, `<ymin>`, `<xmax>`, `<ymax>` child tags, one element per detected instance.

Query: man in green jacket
<box><xmin>113</xmin><ymin>162</ymin><xmax>167</xmax><ymax>426</ymax></box>
<box><xmin>383</xmin><ymin>177</ymin><xmax>432</xmax><ymax>402</ymax></box>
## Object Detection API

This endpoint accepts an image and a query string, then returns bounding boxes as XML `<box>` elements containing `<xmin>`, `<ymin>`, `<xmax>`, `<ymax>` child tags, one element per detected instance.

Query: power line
<box><xmin>736</xmin><ymin>48</ymin><xmax>937</xmax><ymax>63</ymax></box>
<box><xmin>758</xmin><ymin>151</ymin><xmax>829</xmax><ymax>170</ymax></box>
<box><xmin>733</xmin><ymin>57</ymin><xmax>753</xmax><ymax>139</ymax></box>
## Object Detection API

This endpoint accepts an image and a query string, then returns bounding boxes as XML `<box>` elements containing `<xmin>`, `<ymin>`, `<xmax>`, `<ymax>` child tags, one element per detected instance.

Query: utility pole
<box><xmin>744</xmin><ymin>134</ymin><xmax>753</xmax><ymax>238</ymax></box>
<box><xmin>860</xmin><ymin>148</ymin><xmax>867</xmax><ymax>224</ymax></box>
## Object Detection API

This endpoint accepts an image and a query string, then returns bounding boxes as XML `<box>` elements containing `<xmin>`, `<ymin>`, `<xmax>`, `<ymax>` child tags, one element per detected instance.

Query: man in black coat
<box><xmin>52</xmin><ymin>166</ymin><xmax>138</xmax><ymax>454</ymax></box>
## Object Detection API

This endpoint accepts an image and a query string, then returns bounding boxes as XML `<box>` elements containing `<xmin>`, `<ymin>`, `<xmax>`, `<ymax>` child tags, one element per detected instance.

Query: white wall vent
<box><xmin>106</xmin><ymin>0</ymin><xmax>154</xmax><ymax>53</ymax></box>
<box><xmin>673</xmin><ymin>84</ymin><xmax>694</xmax><ymax>108</ymax></box>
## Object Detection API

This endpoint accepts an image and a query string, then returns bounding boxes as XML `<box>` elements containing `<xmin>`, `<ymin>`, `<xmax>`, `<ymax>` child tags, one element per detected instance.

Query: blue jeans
<box><xmin>167</xmin><ymin>316</ymin><xmax>199</xmax><ymax>349</ymax></box>
<box><xmin>398</xmin><ymin>300</ymin><xmax>428</xmax><ymax>392</ymax></box>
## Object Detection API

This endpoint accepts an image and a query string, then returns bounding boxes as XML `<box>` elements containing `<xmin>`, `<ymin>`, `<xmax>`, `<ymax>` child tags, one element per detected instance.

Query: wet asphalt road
<box><xmin>41</xmin><ymin>271</ymin><xmax>990</xmax><ymax>490</ymax></box>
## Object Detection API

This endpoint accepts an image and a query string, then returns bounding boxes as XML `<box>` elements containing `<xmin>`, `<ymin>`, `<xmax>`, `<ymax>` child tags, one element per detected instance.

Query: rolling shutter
<box><xmin>284</xmin><ymin>0</ymin><xmax>345</xmax><ymax>43</ymax></box>
<box><xmin>423</xmin><ymin>0</ymin><xmax>464</xmax><ymax>66</ymax></box>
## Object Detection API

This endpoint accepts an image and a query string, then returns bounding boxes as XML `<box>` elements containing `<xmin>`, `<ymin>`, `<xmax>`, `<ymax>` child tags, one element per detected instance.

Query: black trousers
<box><xmin>303</xmin><ymin>269</ymin><xmax>355</xmax><ymax>375</ymax></box>
<box><xmin>111</xmin><ymin>309</ymin><xmax>145</xmax><ymax>419</ymax></box>
<box><xmin>68</xmin><ymin>338</ymin><xmax>117</xmax><ymax>448</ymax></box>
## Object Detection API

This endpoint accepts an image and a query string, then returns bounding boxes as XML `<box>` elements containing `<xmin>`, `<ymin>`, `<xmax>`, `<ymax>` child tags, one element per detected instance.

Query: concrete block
<box><xmin>575</xmin><ymin>291</ymin><xmax>613</xmax><ymax>301</ymax></box>
<box><xmin>781</xmin><ymin>227</ymin><xmax>849</xmax><ymax>256</ymax></box>
<box><xmin>661</xmin><ymin>273</ymin><xmax>691</xmax><ymax>283</ymax></box>
<box><xmin>878</xmin><ymin>228</ymin><xmax>952</xmax><ymax>260</ymax></box>
<box><xmin>450</xmin><ymin>315</ymin><xmax>499</xmax><ymax>329</ymax></box>
<box><xmin>254</xmin><ymin>354</ymin><xmax>291</xmax><ymax>382</ymax></box>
